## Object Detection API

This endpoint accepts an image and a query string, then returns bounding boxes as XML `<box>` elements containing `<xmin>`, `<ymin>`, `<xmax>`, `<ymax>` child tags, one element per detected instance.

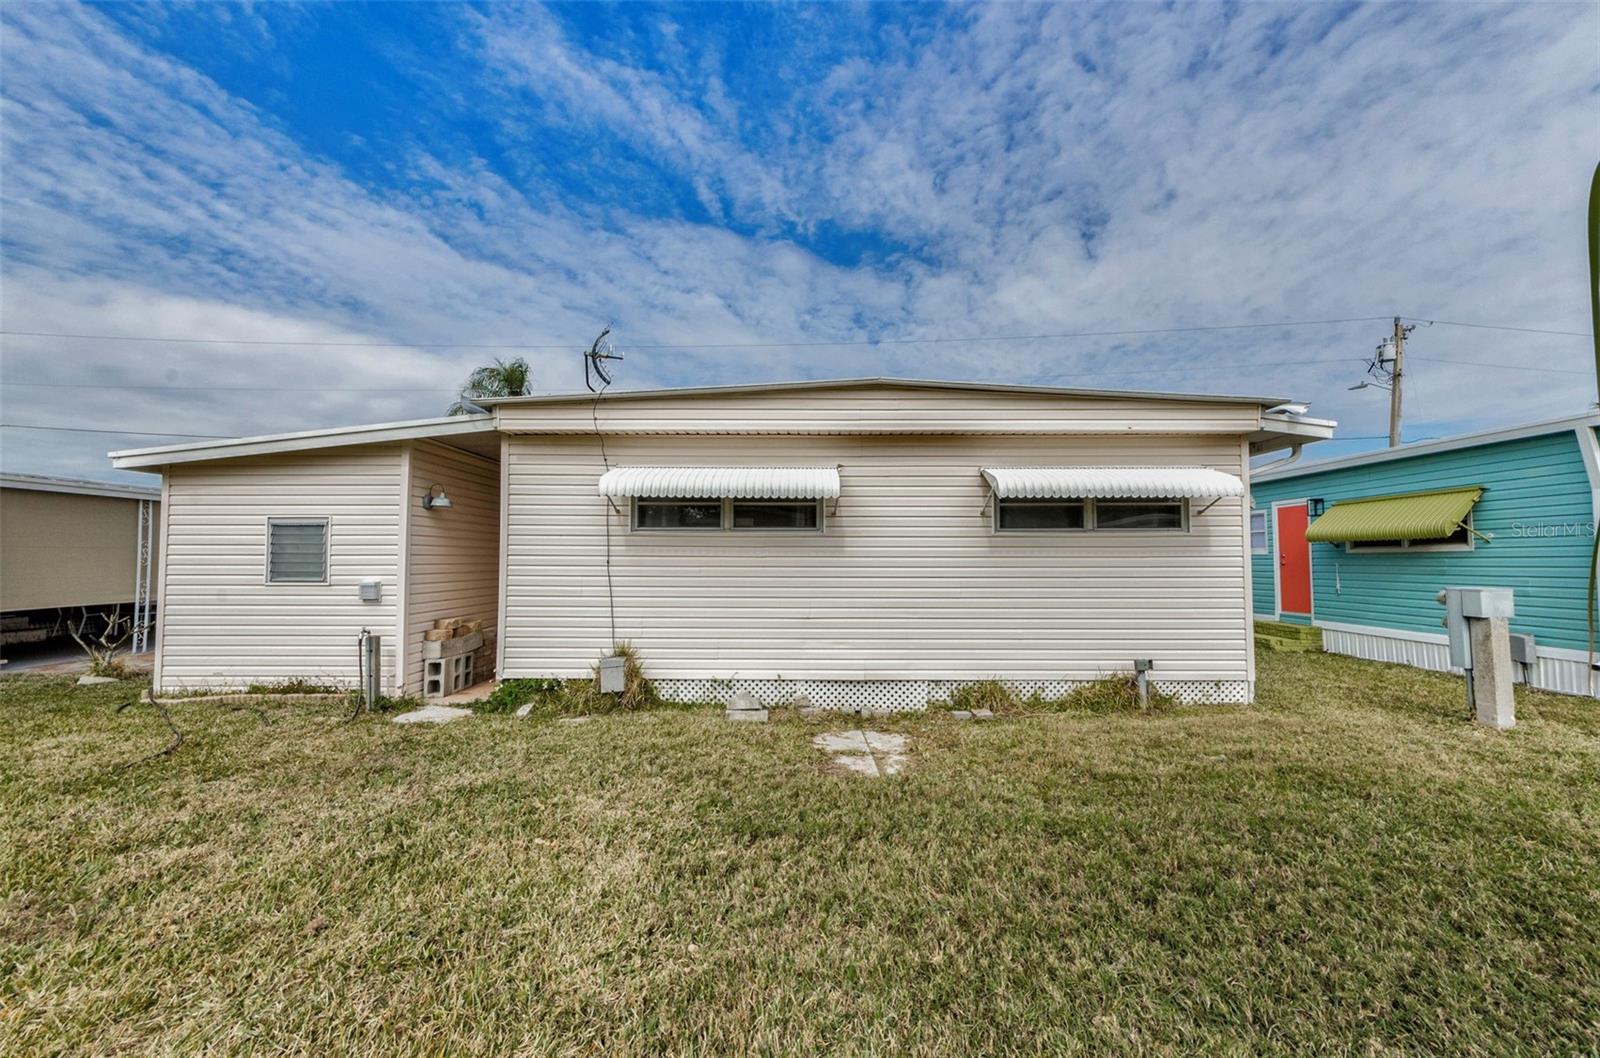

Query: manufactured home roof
<box><xmin>1254</xmin><ymin>411</ymin><xmax>1600</xmax><ymax>482</ymax></box>
<box><xmin>110</xmin><ymin>413</ymin><xmax>499</xmax><ymax>469</ymax></box>
<box><xmin>109</xmin><ymin>377</ymin><xmax>1333</xmax><ymax>470</ymax></box>
<box><xmin>1</xmin><ymin>472</ymin><xmax>160</xmax><ymax>501</ymax></box>
<box><xmin>474</xmin><ymin>376</ymin><xmax>1296</xmax><ymax>408</ymax></box>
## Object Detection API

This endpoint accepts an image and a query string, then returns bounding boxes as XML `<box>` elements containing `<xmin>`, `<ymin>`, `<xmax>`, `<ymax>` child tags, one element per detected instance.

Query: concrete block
<box><xmin>971</xmin><ymin>708</ymin><xmax>994</xmax><ymax>720</ymax></box>
<box><xmin>423</xmin><ymin>629</ymin><xmax>453</xmax><ymax>642</ymax></box>
<box><xmin>726</xmin><ymin>708</ymin><xmax>769</xmax><ymax>722</ymax></box>
<box><xmin>77</xmin><ymin>675</ymin><xmax>119</xmax><ymax>685</ymax></box>
<box><xmin>433</xmin><ymin>617</ymin><xmax>465</xmax><ymax>631</ymax></box>
<box><xmin>727</xmin><ymin>690</ymin><xmax>762</xmax><ymax>711</ymax></box>
<box><xmin>1470</xmin><ymin>616</ymin><xmax>1515</xmax><ymax>729</ymax></box>
<box><xmin>949</xmin><ymin>710</ymin><xmax>973</xmax><ymax>720</ymax></box>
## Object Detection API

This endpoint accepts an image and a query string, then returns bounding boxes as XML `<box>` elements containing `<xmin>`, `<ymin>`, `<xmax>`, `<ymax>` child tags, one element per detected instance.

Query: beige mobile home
<box><xmin>111</xmin><ymin>379</ymin><xmax>1333</xmax><ymax>706</ymax></box>
<box><xmin>0</xmin><ymin>473</ymin><xmax>160</xmax><ymax>651</ymax></box>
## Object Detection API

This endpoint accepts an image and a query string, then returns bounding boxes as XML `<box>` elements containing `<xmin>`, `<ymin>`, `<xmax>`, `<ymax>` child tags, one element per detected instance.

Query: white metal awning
<box><xmin>981</xmin><ymin>467</ymin><xmax>1246</xmax><ymax>500</ymax></box>
<box><xmin>598</xmin><ymin>466</ymin><xmax>841</xmax><ymax>499</ymax></box>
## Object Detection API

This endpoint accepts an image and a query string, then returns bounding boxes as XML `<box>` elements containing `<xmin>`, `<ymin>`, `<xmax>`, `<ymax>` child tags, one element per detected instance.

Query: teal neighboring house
<box><xmin>1250</xmin><ymin>412</ymin><xmax>1600</xmax><ymax>697</ymax></box>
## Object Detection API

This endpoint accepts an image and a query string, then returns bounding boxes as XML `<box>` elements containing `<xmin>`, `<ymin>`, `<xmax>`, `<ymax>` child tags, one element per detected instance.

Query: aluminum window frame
<box><xmin>629</xmin><ymin>497</ymin><xmax>826</xmax><ymax>533</ymax></box>
<box><xmin>992</xmin><ymin>496</ymin><xmax>1191</xmax><ymax>534</ymax></box>
<box><xmin>1250</xmin><ymin>509</ymin><xmax>1271</xmax><ymax>554</ymax></box>
<box><xmin>264</xmin><ymin>516</ymin><xmax>330</xmax><ymax>585</ymax></box>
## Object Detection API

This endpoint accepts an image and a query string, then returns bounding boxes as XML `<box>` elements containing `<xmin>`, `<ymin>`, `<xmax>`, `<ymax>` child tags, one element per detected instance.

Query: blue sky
<box><xmin>1</xmin><ymin>1</ymin><xmax>1596</xmax><ymax>480</ymax></box>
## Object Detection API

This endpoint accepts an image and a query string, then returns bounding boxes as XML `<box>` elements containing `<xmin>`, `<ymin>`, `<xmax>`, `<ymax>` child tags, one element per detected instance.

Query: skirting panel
<box><xmin>1321</xmin><ymin>626</ymin><xmax>1597</xmax><ymax>698</ymax></box>
<box><xmin>653</xmin><ymin>677</ymin><xmax>1253</xmax><ymax>710</ymax></box>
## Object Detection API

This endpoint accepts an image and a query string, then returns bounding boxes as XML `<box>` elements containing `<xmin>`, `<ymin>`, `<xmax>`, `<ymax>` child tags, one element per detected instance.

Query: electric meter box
<box><xmin>1454</xmin><ymin>587</ymin><xmax>1514</xmax><ymax>620</ymax></box>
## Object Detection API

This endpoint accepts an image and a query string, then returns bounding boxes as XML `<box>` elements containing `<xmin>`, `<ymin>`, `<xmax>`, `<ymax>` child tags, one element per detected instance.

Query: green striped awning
<box><xmin>1304</xmin><ymin>486</ymin><xmax>1483</xmax><ymax>543</ymax></box>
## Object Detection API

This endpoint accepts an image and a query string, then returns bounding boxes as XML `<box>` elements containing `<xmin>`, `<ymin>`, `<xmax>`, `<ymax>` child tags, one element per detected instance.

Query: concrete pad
<box><xmin>971</xmin><ymin>708</ymin><xmax>995</xmax><ymax>720</ymax></box>
<box><xmin>949</xmin><ymin>709</ymin><xmax>973</xmax><ymax>720</ymax></box>
<box><xmin>557</xmin><ymin>716</ymin><xmax>591</xmax><ymax>725</ymax></box>
<box><xmin>726</xmin><ymin>708</ymin><xmax>769</xmax><ymax>722</ymax></box>
<box><xmin>76</xmin><ymin>675</ymin><xmax>120</xmax><ymax>686</ymax></box>
<box><xmin>392</xmin><ymin>705</ymin><xmax>473</xmax><ymax>725</ymax></box>
<box><xmin>812</xmin><ymin>730</ymin><xmax>910</xmax><ymax>777</ymax></box>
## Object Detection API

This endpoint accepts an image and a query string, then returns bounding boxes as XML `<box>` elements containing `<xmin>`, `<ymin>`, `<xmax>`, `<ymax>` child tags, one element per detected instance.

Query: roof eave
<box><xmin>476</xmin><ymin>376</ymin><xmax>1292</xmax><ymax>409</ymax></box>
<box><xmin>1248</xmin><ymin>413</ymin><xmax>1338</xmax><ymax>456</ymax></box>
<box><xmin>1254</xmin><ymin>410</ymin><xmax>1600</xmax><ymax>481</ymax></box>
<box><xmin>109</xmin><ymin>413</ymin><xmax>496</xmax><ymax>470</ymax></box>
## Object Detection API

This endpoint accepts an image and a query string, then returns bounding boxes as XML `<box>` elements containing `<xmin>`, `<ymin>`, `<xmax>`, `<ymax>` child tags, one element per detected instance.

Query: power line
<box><xmin>0</xmin><ymin>423</ymin><xmax>231</xmax><ymax>438</ymax></box>
<box><xmin>1404</xmin><ymin>317</ymin><xmax>1593</xmax><ymax>338</ymax></box>
<box><xmin>0</xmin><ymin>316</ymin><xmax>1394</xmax><ymax>350</ymax></box>
<box><xmin>1407</xmin><ymin>355</ymin><xmax>1588</xmax><ymax>376</ymax></box>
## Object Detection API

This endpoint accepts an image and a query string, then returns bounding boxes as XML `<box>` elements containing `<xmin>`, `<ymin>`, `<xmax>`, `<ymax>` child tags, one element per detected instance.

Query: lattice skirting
<box><xmin>654</xmin><ymin>677</ymin><xmax>1253</xmax><ymax>711</ymax></box>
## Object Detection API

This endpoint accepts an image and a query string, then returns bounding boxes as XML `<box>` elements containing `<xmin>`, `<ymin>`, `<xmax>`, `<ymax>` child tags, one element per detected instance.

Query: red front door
<box><xmin>1276</xmin><ymin>504</ymin><xmax>1312</xmax><ymax>615</ymax></box>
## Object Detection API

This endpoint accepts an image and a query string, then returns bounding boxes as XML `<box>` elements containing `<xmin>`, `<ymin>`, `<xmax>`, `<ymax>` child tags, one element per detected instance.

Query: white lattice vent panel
<box><xmin>654</xmin><ymin>678</ymin><xmax>1251</xmax><ymax>709</ymax></box>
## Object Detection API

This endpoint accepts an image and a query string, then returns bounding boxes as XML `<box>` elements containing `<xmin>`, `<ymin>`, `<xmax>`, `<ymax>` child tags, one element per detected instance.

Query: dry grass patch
<box><xmin>1</xmin><ymin>651</ymin><xmax>1597</xmax><ymax>1056</ymax></box>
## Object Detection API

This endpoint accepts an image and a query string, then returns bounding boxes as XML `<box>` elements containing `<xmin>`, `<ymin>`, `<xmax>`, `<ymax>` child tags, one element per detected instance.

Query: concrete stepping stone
<box><xmin>77</xmin><ymin>675</ymin><xmax>119</xmax><ymax>686</ymax></box>
<box><xmin>812</xmin><ymin>730</ymin><xmax>910</xmax><ymax>777</ymax></box>
<box><xmin>392</xmin><ymin>705</ymin><xmax>473</xmax><ymax>725</ymax></box>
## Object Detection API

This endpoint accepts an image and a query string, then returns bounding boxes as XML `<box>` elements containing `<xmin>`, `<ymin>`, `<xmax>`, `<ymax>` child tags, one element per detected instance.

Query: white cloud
<box><xmin>0</xmin><ymin>2</ymin><xmax>1595</xmax><ymax>481</ymax></box>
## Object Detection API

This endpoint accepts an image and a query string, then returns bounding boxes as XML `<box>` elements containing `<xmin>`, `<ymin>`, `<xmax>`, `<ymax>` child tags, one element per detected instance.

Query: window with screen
<box><xmin>994</xmin><ymin>498</ymin><xmax>1188</xmax><ymax>532</ymax></box>
<box><xmin>1092</xmin><ymin>500</ymin><xmax>1186</xmax><ymax>530</ymax></box>
<box><xmin>267</xmin><ymin>519</ymin><xmax>329</xmax><ymax>583</ymax></box>
<box><xmin>1250</xmin><ymin>510</ymin><xmax>1270</xmax><ymax>553</ymax></box>
<box><xmin>995</xmin><ymin>500</ymin><xmax>1088</xmax><ymax>531</ymax></box>
<box><xmin>633</xmin><ymin>498</ymin><xmax>823</xmax><ymax>531</ymax></box>
<box><xmin>730</xmin><ymin>501</ymin><xmax>820</xmax><ymax>530</ymax></box>
<box><xmin>634</xmin><ymin>499</ymin><xmax>723</xmax><ymax>530</ymax></box>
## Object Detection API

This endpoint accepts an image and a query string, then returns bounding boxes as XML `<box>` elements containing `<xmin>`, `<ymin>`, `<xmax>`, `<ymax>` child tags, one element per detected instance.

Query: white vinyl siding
<box><xmin>156</xmin><ymin>445</ymin><xmax>402</xmax><ymax>692</ymax></box>
<box><xmin>401</xmin><ymin>441</ymin><xmax>501</xmax><ymax>694</ymax></box>
<box><xmin>502</xmin><ymin>432</ymin><xmax>1251</xmax><ymax>685</ymax></box>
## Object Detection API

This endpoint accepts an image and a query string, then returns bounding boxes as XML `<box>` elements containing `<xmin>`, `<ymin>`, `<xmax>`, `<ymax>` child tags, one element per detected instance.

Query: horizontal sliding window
<box><xmin>995</xmin><ymin>500</ymin><xmax>1087</xmax><ymax>531</ymax></box>
<box><xmin>634</xmin><ymin>499</ymin><xmax>723</xmax><ymax>530</ymax></box>
<box><xmin>1094</xmin><ymin>500</ymin><xmax>1185</xmax><ymax>531</ymax></box>
<box><xmin>731</xmin><ymin>501</ymin><xmax>819</xmax><ymax>530</ymax></box>
<box><xmin>994</xmin><ymin>497</ymin><xmax>1187</xmax><ymax>533</ymax></box>
<box><xmin>267</xmin><ymin>518</ymin><xmax>328</xmax><ymax>583</ymax></box>
<box><xmin>633</xmin><ymin>498</ymin><xmax>824</xmax><ymax>532</ymax></box>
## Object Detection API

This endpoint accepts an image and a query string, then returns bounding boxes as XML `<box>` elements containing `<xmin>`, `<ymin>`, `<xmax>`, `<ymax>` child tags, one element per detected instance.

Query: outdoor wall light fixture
<box><xmin>421</xmin><ymin>484</ymin><xmax>453</xmax><ymax>510</ymax></box>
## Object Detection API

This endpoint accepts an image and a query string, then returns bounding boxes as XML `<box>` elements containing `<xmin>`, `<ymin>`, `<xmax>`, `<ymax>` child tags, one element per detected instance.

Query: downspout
<box><xmin>1252</xmin><ymin>443</ymin><xmax>1304</xmax><ymax>475</ymax></box>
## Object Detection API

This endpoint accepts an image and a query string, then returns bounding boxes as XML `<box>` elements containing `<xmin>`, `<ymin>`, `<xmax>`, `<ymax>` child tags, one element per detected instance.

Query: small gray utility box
<box><xmin>1435</xmin><ymin>586</ymin><xmax>1516</xmax><ymax>730</ymax></box>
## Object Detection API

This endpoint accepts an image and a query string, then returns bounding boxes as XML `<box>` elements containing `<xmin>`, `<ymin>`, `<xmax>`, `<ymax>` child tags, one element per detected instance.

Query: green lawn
<box><xmin>2</xmin><ymin>651</ymin><xmax>1597</xmax><ymax>1056</ymax></box>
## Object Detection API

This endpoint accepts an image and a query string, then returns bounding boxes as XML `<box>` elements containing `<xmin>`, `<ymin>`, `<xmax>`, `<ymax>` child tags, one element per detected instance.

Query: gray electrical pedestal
<box><xmin>1436</xmin><ymin>587</ymin><xmax>1515</xmax><ymax>730</ymax></box>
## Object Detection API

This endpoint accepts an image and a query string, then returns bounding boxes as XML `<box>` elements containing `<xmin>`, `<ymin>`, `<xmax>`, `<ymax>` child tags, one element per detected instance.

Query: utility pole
<box><xmin>1387</xmin><ymin>316</ymin><xmax>1414</xmax><ymax>447</ymax></box>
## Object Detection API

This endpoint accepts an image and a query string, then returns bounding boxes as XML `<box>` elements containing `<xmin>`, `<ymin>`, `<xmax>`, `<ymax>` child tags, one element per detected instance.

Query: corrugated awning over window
<box><xmin>1304</xmin><ymin>486</ymin><xmax>1483</xmax><ymax>543</ymax></box>
<box><xmin>980</xmin><ymin>467</ymin><xmax>1246</xmax><ymax>500</ymax></box>
<box><xmin>598</xmin><ymin>466</ymin><xmax>841</xmax><ymax>499</ymax></box>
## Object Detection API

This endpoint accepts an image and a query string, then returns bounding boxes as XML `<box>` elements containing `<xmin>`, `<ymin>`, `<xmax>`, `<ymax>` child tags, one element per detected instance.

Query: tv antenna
<box><xmin>583</xmin><ymin>326</ymin><xmax>623</xmax><ymax>392</ymax></box>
